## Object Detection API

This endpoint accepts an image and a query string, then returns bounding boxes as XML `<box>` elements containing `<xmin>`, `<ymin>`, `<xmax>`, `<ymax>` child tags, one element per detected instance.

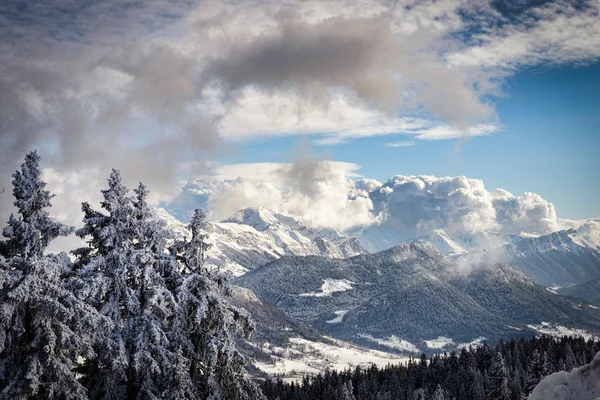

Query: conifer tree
<box><xmin>564</xmin><ymin>344</ymin><xmax>578</xmax><ymax>371</ymax></box>
<box><xmin>339</xmin><ymin>381</ymin><xmax>356</xmax><ymax>400</ymax></box>
<box><xmin>74</xmin><ymin>172</ymin><xmax>177</xmax><ymax>399</ymax></box>
<box><xmin>0</xmin><ymin>151</ymin><xmax>105</xmax><ymax>399</ymax></box>
<box><xmin>169</xmin><ymin>209</ymin><xmax>264</xmax><ymax>400</ymax></box>
<box><xmin>486</xmin><ymin>352</ymin><xmax>511</xmax><ymax>400</ymax></box>
<box><xmin>433</xmin><ymin>384</ymin><xmax>447</xmax><ymax>400</ymax></box>
<box><xmin>523</xmin><ymin>349</ymin><xmax>542</xmax><ymax>397</ymax></box>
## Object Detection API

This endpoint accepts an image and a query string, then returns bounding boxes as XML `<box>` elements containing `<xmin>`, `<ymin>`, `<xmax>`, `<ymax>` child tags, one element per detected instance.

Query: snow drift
<box><xmin>529</xmin><ymin>351</ymin><xmax>600</xmax><ymax>400</ymax></box>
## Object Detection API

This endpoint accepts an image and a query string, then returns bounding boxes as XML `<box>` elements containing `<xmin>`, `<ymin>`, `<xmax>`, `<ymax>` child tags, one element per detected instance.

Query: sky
<box><xmin>0</xmin><ymin>0</ymin><xmax>599</xmax><ymax>237</ymax></box>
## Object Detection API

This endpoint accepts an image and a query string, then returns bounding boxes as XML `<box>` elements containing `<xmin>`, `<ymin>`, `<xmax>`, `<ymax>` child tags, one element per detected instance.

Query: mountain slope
<box><xmin>154</xmin><ymin>207</ymin><xmax>367</xmax><ymax>276</ymax></box>
<box><xmin>557</xmin><ymin>278</ymin><xmax>600</xmax><ymax>306</ymax></box>
<box><xmin>230</xmin><ymin>286</ymin><xmax>410</xmax><ymax>378</ymax></box>
<box><xmin>235</xmin><ymin>242</ymin><xmax>600</xmax><ymax>352</ymax></box>
<box><xmin>505</xmin><ymin>229</ymin><xmax>600</xmax><ymax>286</ymax></box>
<box><xmin>407</xmin><ymin>228</ymin><xmax>600</xmax><ymax>287</ymax></box>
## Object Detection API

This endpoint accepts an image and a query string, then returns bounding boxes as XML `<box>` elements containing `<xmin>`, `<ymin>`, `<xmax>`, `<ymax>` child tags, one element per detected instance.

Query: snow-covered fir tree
<box><xmin>486</xmin><ymin>352</ymin><xmax>511</xmax><ymax>400</ymax></box>
<box><xmin>0</xmin><ymin>151</ymin><xmax>106</xmax><ymax>400</ymax></box>
<box><xmin>169</xmin><ymin>209</ymin><xmax>265</xmax><ymax>400</ymax></box>
<box><xmin>73</xmin><ymin>173</ymin><xmax>262</xmax><ymax>399</ymax></box>
<box><xmin>433</xmin><ymin>385</ymin><xmax>447</xmax><ymax>400</ymax></box>
<box><xmin>74</xmin><ymin>172</ymin><xmax>179</xmax><ymax>399</ymax></box>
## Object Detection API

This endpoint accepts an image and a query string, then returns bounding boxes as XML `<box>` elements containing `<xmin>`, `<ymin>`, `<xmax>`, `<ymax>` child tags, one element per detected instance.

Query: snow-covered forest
<box><xmin>0</xmin><ymin>152</ymin><xmax>263</xmax><ymax>399</ymax></box>
<box><xmin>260</xmin><ymin>335</ymin><xmax>600</xmax><ymax>400</ymax></box>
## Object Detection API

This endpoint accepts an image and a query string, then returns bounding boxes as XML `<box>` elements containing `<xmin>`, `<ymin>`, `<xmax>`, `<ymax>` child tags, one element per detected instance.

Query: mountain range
<box><xmin>153</xmin><ymin>205</ymin><xmax>600</xmax><ymax>363</ymax></box>
<box><xmin>406</xmin><ymin>227</ymin><xmax>600</xmax><ymax>286</ymax></box>
<box><xmin>154</xmin><ymin>207</ymin><xmax>366</xmax><ymax>276</ymax></box>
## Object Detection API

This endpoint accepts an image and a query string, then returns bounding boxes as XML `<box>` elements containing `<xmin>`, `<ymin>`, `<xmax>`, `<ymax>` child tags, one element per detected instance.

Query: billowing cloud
<box><xmin>208</xmin><ymin>10</ymin><xmax>494</xmax><ymax>129</ymax></box>
<box><xmin>576</xmin><ymin>219</ymin><xmax>600</xmax><ymax>248</ymax></box>
<box><xmin>165</xmin><ymin>157</ymin><xmax>376</xmax><ymax>231</ymax></box>
<box><xmin>370</xmin><ymin>175</ymin><xmax>500</xmax><ymax>236</ymax></box>
<box><xmin>167</xmin><ymin>169</ymin><xmax>587</xmax><ymax>242</ymax></box>
<box><xmin>491</xmin><ymin>189</ymin><xmax>562</xmax><ymax>236</ymax></box>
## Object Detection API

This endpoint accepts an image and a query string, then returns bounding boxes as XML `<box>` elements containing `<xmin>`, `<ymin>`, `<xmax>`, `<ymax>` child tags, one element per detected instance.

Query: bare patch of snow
<box><xmin>253</xmin><ymin>336</ymin><xmax>410</xmax><ymax>381</ymax></box>
<box><xmin>358</xmin><ymin>334</ymin><xmax>420</xmax><ymax>354</ymax></box>
<box><xmin>424</xmin><ymin>336</ymin><xmax>455</xmax><ymax>349</ymax></box>
<box><xmin>527</xmin><ymin>322</ymin><xmax>599</xmax><ymax>341</ymax></box>
<box><xmin>299</xmin><ymin>279</ymin><xmax>355</xmax><ymax>297</ymax></box>
<box><xmin>507</xmin><ymin>325</ymin><xmax>524</xmax><ymax>331</ymax></box>
<box><xmin>546</xmin><ymin>285</ymin><xmax>562</xmax><ymax>295</ymax></box>
<box><xmin>326</xmin><ymin>310</ymin><xmax>349</xmax><ymax>324</ymax></box>
<box><xmin>456</xmin><ymin>336</ymin><xmax>486</xmax><ymax>349</ymax></box>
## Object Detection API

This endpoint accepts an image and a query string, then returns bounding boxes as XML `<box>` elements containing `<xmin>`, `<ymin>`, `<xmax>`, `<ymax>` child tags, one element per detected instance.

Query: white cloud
<box><xmin>491</xmin><ymin>189</ymin><xmax>562</xmax><ymax>236</ymax></box>
<box><xmin>385</xmin><ymin>141</ymin><xmax>416</xmax><ymax>148</ymax></box>
<box><xmin>370</xmin><ymin>175</ymin><xmax>500</xmax><ymax>236</ymax></box>
<box><xmin>411</xmin><ymin>124</ymin><xmax>500</xmax><ymax>141</ymax></box>
<box><xmin>168</xmin><ymin>169</ymin><xmax>587</xmax><ymax>241</ymax></box>
<box><xmin>167</xmin><ymin>159</ymin><xmax>376</xmax><ymax>231</ymax></box>
<box><xmin>1</xmin><ymin>0</ymin><xmax>598</xmax><ymax>237</ymax></box>
<box><xmin>577</xmin><ymin>219</ymin><xmax>600</xmax><ymax>248</ymax></box>
<box><xmin>449</xmin><ymin>1</ymin><xmax>600</xmax><ymax>68</ymax></box>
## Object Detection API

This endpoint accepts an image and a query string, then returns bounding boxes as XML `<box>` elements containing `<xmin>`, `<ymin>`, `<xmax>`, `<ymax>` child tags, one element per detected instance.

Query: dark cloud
<box><xmin>207</xmin><ymin>11</ymin><xmax>494</xmax><ymax>127</ymax></box>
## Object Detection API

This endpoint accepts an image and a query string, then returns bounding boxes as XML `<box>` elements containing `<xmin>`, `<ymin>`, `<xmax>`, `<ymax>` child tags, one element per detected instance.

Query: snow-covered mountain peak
<box><xmin>152</xmin><ymin>207</ymin><xmax>367</xmax><ymax>276</ymax></box>
<box><xmin>412</xmin><ymin>228</ymin><xmax>511</xmax><ymax>256</ymax></box>
<box><xmin>225</xmin><ymin>207</ymin><xmax>305</xmax><ymax>232</ymax></box>
<box><xmin>414</xmin><ymin>228</ymin><xmax>468</xmax><ymax>256</ymax></box>
<box><xmin>382</xmin><ymin>240</ymin><xmax>446</xmax><ymax>263</ymax></box>
<box><xmin>512</xmin><ymin>228</ymin><xmax>595</xmax><ymax>255</ymax></box>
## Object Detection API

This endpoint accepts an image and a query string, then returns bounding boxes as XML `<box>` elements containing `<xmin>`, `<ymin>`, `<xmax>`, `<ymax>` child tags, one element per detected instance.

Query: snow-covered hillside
<box><xmin>230</xmin><ymin>286</ymin><xmax>410</xmax><ymax>381</ymax></box>
<box><xmin>401</xmin><ymin>228</ymin><xmax>600</xmax><ymax>286</ymax></box>
<box><xmin>506</xmin><ymin>229</ymin><xmax>600</xmax><ymax>286</ymax></box>
<box><xmin>154</xmin><ymin>207</ymin><xmax>366</xmax><ymax>276</ymax></box>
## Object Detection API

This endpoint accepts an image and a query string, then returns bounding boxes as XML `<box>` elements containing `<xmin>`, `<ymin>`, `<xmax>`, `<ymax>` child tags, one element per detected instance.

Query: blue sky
<box><xmin>218</xmin><ymin>62</ymin><xmax>600</xmax><ymax>220</ymax></box>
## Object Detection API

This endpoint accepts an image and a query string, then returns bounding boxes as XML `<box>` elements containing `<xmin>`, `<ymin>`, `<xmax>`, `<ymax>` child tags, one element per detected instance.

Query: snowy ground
<box><xmin>326</xmin><ymin>310</ymin><xmax>349</xmax><ymax>324</ymax></box>
<box><xmin>529</xmin><ymin>351</ymin><xmax>600</xmax><ymax>400</ymax></box>
<box><xmin>545</xmin><ymin>286</ymin><xmax>562</xmax><ymax>295</ymax></box>
<box><xmin>456</xmin><ymin>336</ymin><xmax>487</xmax><ymax>349</ymax></box>
<box><xmin>299</xmin><ymin>279</ymin><xmax>355</xmax><ymax>297</ymax></box>
<box><xmin>253</xmin><ymin>337</ymin><xmax>411</xmax><ymax>381</ymax></box>
<box><xmin>527</xmin><ymin>321</ymin><xmax>599</xmax><ymax>341</ymax></box>
<box><xmin>424</xmin><ymin>336</ymin><xmax>455</xmax><ymax>349</ymax></box>
<box><xmin>358</xmin><ymin>334</ymin><xmax>421</xmax><ymax>354</ymax></box>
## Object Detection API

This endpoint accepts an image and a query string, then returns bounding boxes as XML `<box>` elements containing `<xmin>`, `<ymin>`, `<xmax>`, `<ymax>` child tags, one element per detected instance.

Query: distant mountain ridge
<box><xmin>154</xmin><ymin>207</ymin><xmax>367</xmax><ymax>276</ymax></box>
<box><xmin>159</xmin><ymin>203</ymin><xmax>600</xmax><ymax>286</ymax></box>
<box><xmin>402</xmin><ymin>227</ymin><xmax>600</xmax><ymax>286</ymax></box>
<box><xmin>506</xmin><ymin>229</ymin><xmax>600</xmax><ymax>285</ymax></box>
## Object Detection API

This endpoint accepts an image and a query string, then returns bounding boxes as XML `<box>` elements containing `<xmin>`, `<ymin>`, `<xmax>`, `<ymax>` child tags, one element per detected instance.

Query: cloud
<box><xmin>411</xmin><ymin>124</ymin><xmax>501</xmax><ymax>141</ymax></box>
<box><xmin>491</xmin><ymin>189</ymin><xmax>562</xmax><ymax>236</ymax></box>
<box><xmin>1</xmin><ymin>0</ymin><xmax>598</xmax><ymax>233</ymax></box>
<box><xmin>385</xmin><ymin>141</ymin><xmax>416</xmax><ymax>148</ymax></box>
<box><xmin>166</xmin><ymin>169</ymin><xmax>582</xmax><ymax>243</ymax></box>
<box><xmin>369</xmin><ymin>175</ymin><xmax>500</xmax><ymax>236</ymax></box>
<box><xmin>362</xmin><ymin>174</ymin><xmax>584</xmax><ymax>239</ymax></box>
<box><xmin>449</xmin><ymin>1</ymin><xmax>600</xmax><ymax>68</ymax></box>
<box><xmin>576</xmin><ymin>219</ymin><xmax>600</xmax><ymax>248</ymax></box>
<box><xmin>207</xmin><ymin>9</ymin><xmax>494</xmax><ymax>130</ymax></box>
<box><xmin>167</xmin><ymin>157</ymin><xmax>376</xmax><ymax>231</ymax></box>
